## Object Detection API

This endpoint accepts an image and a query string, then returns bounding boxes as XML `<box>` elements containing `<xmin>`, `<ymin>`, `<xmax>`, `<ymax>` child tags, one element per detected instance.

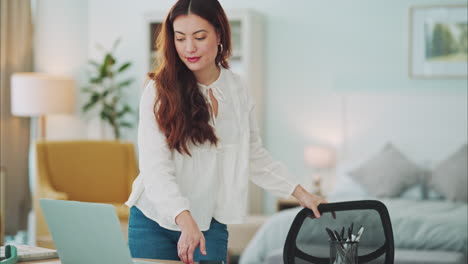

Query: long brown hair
<box><xmin>148</xmin><ymin>0</ymin><xmax>232</xmax><ymax>156</ymax></box>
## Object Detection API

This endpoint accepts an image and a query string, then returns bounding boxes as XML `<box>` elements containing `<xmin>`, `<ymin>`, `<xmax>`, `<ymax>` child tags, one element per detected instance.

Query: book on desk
<box><xmin>0</xmin><ymin>244</ymin><xmax>58</xmax><ymax>262</ymax></box>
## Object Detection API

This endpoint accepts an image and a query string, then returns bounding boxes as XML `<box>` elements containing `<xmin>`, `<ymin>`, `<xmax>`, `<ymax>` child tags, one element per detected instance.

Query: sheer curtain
<box><xmin>0</xmin><ymin>0</ymin><xmax>33</xmax><ymax>239</ymax></box>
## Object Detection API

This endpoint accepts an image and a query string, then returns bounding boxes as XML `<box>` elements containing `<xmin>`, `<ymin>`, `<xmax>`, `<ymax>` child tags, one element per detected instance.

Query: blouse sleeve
<box><xmin>245</xmin><ymin>85</ymin><xmax>299</xmax><ymax>198</ymax></box>
<box><xmin>137</xmin><ymin>81</ymin><xmax>190</xmax><ymax>225</ymax></box>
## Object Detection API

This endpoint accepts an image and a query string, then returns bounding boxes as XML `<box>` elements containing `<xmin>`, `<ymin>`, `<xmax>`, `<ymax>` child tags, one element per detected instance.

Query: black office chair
<box><xmin>283</xmin><ymin>200</ymin><xmax>394</xmax><ymax>264</ymax></box>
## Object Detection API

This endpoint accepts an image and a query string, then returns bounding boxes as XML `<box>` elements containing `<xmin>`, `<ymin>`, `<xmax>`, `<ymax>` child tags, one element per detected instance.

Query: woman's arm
<box><xmin>139</xmin><ymin>82</ymin><xmax>206</xmax><ymax>264</ymax></box>
<box><xmin>138</xmin><ymin>81</ymin><xmax>190</xmax><ymax>224</ymax></box>
<box><xmin>245</xmin><ymin>85</ymin><xmax>327</xmax><ymax>216</ymax></box>
<box><xmin>175</xmin><ymin>211</ymin><xmax>207</xmax><ymax>264</ymax></box>
<box><xmin>247</xmin><ymin>97</ymin><xmax>298</xmax><ymax>197</ymax></box>
<box><xmin>292</xmin><ymin>184</ymin><xmax>328</xmax><ymax>218</ymax></box>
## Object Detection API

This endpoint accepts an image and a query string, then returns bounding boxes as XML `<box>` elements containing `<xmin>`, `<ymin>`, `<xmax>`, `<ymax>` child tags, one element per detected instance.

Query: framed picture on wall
<box><xmin>409</xmin><ymin>5</ymin><xmax>467</xmax><ymax>79</ymax></box>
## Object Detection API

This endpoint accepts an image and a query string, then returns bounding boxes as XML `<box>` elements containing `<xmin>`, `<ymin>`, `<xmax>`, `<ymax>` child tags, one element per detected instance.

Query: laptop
<box><xmin>40</xmin><ymin>199</ymin><xmax>158</xmax><ymax>264</ymax></box>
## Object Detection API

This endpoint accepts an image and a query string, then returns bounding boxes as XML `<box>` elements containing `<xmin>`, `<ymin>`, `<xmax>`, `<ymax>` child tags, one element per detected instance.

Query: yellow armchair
<box><xmin>34</xmin><ymin>140</ymin><xmax>138</xmax><ymax>248</ymax></box>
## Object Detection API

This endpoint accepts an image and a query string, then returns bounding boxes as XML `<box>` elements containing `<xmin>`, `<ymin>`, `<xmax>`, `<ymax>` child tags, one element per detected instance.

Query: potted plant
<box><xmin>82</xmin><ymin>39</ymin><xmax>134</xmax><ymax>140</ymax></box>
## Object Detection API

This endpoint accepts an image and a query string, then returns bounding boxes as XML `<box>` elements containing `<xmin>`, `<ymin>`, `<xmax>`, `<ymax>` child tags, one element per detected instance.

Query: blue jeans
<box><xmin>128</xmin><ymin>206</ymin><xmax>228</xmax><ymax>262</ymax></box>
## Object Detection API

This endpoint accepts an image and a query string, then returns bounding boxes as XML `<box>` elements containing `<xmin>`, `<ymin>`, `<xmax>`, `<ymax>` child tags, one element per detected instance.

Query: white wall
<box><xmin>35</xmin><ymin>0</ymin><xmax>468</xmax><ymax>214</ymax></box>
<box><xmin>34</xmin><ymin>0</ymin><xmax>89</xmax><ymax>139</ymax></box>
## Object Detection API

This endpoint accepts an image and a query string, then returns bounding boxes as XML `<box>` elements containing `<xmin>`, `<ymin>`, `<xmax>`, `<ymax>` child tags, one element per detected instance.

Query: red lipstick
<box><xmin>187</xmin><ymin>56</ymin><xmax>200</xmax><ymax>63</ymax></box>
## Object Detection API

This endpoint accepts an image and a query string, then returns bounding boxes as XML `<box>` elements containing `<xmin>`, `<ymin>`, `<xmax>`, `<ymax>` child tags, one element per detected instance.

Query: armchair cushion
<box><xmin>37</xmin><ymin>141</ymin><xmax>137</xmax><ymax>203</ymax></box>
<box><xmin>34</xmin><ymin>140</ymin><xmax>138</xmax><ymax>248</ymax></box>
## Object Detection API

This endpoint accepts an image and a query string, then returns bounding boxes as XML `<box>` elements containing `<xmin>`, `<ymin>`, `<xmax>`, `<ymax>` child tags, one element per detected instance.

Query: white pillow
<box><xmin>348</xmin><ymin>143</ymin><xmax>423</xmax><ymax>198</ymax></box>
<box><xmin>327</xmin><ymin>161</ymin><xmax>376</xmax><ymax>202</ymax></box>
<box><xmin>429</xmin><ymin>144</ymin><xmax>467</xmax><ymax>202</ymax></box>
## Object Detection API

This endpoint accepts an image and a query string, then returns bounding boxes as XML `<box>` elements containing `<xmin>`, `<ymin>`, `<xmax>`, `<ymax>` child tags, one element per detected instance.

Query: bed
<box><xmin>239</xmin><ymin>199</ymin><xmax>467</xmax><ymax>264</ymax></box>
<box><xmin>239</xmin><ymin>143</ymin><xmax>468</xmax><ymax>264</ymax></box>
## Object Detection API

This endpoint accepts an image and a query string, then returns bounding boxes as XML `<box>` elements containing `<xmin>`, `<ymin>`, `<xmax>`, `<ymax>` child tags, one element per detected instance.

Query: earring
<box><xmin>218</xmin><ymin>43</ymin><xmax>223</xmax><ymax>53</ymax></box>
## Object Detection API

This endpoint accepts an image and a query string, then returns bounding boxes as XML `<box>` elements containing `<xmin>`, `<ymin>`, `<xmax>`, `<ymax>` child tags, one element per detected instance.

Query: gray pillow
<box><xmin>429</xmin><ymin>144</ymin><xmax>467</xmax><ymax>202</ymax></box>
<box><xmin>349</xmin><ymin>143</ymin><xmax>422</xmax><ymax>197</ymax></box>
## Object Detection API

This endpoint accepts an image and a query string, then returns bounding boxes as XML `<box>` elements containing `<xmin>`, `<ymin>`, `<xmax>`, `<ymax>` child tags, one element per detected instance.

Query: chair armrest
<box><xmin>34</xmin><ymin>182</ymin><xmax>68</xmax><ymax>245</ymax></box>
<box><xmin>35</xmin><ymin>147</ymin><xmax>68</xmax><ymax>201</ymax></box>
<box><xmin>38</xmin><ymin>184</ymin><xmax>68</xmax><ymax>200</ymax></box>
<box><xmin>110</xmin><ymin>203</ymin><xmax>130</xmax><ymax>219</ymax></box>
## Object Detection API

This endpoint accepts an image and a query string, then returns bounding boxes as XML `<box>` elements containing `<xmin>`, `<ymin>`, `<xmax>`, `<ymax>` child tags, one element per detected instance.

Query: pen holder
<box><xmin>329</xmin><ymin>241</ymin><xmax>358</xmax><ymax>264</ymax></box>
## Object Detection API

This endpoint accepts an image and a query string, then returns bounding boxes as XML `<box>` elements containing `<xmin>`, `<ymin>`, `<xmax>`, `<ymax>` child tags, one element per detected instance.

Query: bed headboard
<box><xmin>340</xmin><ymin>92</ymin><xmax>467</xmax><ymax>167</ymax></box>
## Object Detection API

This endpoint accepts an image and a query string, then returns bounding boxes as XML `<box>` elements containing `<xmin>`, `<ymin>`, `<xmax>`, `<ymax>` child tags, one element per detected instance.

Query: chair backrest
<box><xmin>283</xmin><ymin>200</ymin><xmax>394</xmax><ymax>264</ymax></box>
<box><xmin>36</xmin><ymin>140</ymin><xmax>138</xmax><ymax>203</ymax></box>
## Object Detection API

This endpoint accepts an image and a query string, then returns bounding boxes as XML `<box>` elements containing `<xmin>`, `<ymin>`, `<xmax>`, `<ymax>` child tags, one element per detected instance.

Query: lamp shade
<box><xmin>304</xmin><ymin>145</ymin><xmax>336</xmax><ymax>169</ymax></box>
<box><xmin>11</xmin><ymin>73</ymin><xmax>75</xmax><ymax>116</ymax></box>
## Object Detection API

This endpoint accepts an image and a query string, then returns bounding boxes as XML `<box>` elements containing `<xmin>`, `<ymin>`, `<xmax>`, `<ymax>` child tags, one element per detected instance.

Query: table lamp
<box><xmin>10</xmin><ymin>73</ymin><xmax>75</xmax><ymax>139</ymax></box>
<box><xmin>304</xmin><ymin>145</ymin><xmax>336</xmax><ymax>196</ymax></box>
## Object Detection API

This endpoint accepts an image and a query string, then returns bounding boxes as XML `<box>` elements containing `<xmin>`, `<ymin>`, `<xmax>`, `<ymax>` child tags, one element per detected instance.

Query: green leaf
<box><xmin>88</xmin><ymin>60</ymin><xmax>100</xmax><ymax>68</ymax></box>
<box><xmin>120</xmin><ymin>122</ymin><xmax>133</xmax><ymax>128</ymax></box>
<box><xmin>90</xmin><ymin>77</ymin><xmax>102</xmax><ymax>84</ymax></box>
<box><xmin>104</xmin><ymin>53</ymin><xmax>116</xmax><ymax>66</ymax></box>
<box><xmin>117</xmin><ymin>105</ymin><xmax>132</xmax><ymax>118</ymax></box>
<box><xmin>82</xmin><ymin>93</ymin><xmax>100</xmax><ymax>112</ymax></box>
<box><xmin>103</xmin><ymin>103</ymin><xmax>115</xmax><ymax>114</ymax></box>
<box><xmin>117</xmin><ymin>78</ymin><xmax>134</xmax><ymax>88</ymax></box>
<box><xmin>123</xmin><ymin>104</ymin><xmax>132</xmax><ymax>112</ymax></box>
<box><xmin>117</xmin><ymin>62</ymin><xmax>131</xmax><ymax>73</ymax></box>
<box><xmin>101</xmin><ymin>90</ymin><xmax>110</xmax><ymax>99</ymax></box>
<box><xmin>99</xmin><ymin>64</ymin><xmax>108</xmax><ymax>79</ymax></box>
<box><xmin>100</xmin><ymin>111</ymin><xmax>111</xmax><ymax>122</ymax></box>
<box><xmin>90</xmin><ymin>93</ymin><xmax>100</xmax><ymax>102</ymax></box>
<box><xmin>82</xmin><ymin>104</ymin><xmax>92</xmax><ymax>112</ymax></box>
<box><xmin>99</xmin><ymin>54</ymin><xmax>116</xmax><ymax>79</ymax></box>
<box><xmin>82</xmin><ymin>87</ymin><xmax>94</xmax><ymax>93</ymax></box>
<box><xmin>111</xmin><ymin>96</ymin><xmax>119</xmax><ymax>104</ymax></box>
<box><xmin>84</xmin><ymin>39</ymin><xmax>136</xmax><ymax>128</ymax></box>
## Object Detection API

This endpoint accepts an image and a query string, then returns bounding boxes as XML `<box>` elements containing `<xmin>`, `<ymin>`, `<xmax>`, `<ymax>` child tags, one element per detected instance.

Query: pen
<box><xmin>355</xmin><ymin>226</ymin><xmax>364</xmax><ymax>242</ymax></box>
<box><xmin>326</xmin><ymin>228</ymin><xmax>337</xmax><ymax>241</ymax></box>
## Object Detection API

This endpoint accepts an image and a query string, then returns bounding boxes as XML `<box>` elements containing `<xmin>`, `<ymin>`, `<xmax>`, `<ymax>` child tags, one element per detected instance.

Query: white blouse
<box><xmin>125</xmin><ymin>68</ymin><xmax>298</xmax><ymax>231</ymax></box>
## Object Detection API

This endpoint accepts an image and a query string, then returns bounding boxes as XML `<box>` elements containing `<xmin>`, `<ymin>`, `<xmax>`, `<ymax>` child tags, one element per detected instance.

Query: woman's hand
<box><xmin>292</xmin><ymin>184</ymin><xmax>328</xmax><ymax>218</ymax></box>
<box><xmin>176</xmin><ymin>210</ymin><xmax>207</xmax><ymax>264</ymax></box>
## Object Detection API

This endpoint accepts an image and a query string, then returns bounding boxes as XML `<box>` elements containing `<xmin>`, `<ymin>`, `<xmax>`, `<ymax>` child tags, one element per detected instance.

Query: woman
<box><xmin>126</xmin><ymin>0</ymin><xmax>327</xmax><ymax>263</ymax></box>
